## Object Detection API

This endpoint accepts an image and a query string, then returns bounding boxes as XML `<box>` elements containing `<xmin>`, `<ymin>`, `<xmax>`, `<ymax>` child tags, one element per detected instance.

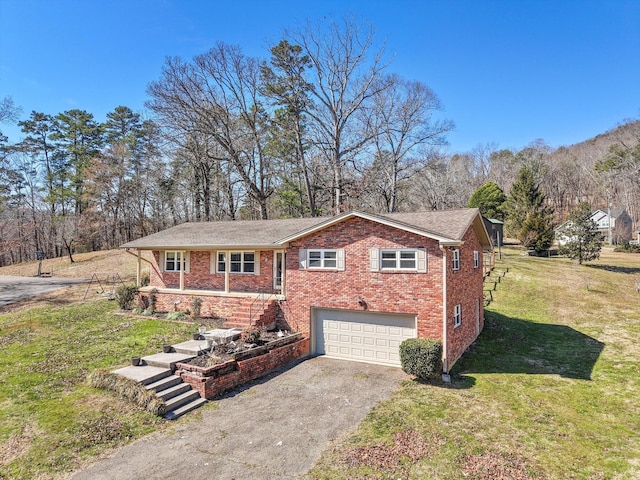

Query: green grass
<box><xmin>0</xmin><ymin>300</ymin><xmax>194</xmax><ymax>479</ymax></box>
<box><xmin>307</xmin><ymin>248</ymin><xmax>640</xmax><ymax>480</ymax></box>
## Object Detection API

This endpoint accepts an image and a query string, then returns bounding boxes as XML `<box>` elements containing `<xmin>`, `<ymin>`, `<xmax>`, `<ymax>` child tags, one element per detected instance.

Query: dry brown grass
<box><xmin>0</xmin><ymin>249</ymin><xmax>153</xmax><ymax>314</ymax></box>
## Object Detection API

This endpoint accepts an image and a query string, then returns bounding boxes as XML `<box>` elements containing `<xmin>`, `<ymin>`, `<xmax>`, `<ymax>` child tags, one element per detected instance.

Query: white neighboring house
<box><xmin>555</xmin><ymin>209</ymin><xmax>634</xmax><ymax>246</ymax></box>
<box><xmin>589</xmin><ymin>209</ymin><xmax>633</xmax><ymax>244</ymax></box>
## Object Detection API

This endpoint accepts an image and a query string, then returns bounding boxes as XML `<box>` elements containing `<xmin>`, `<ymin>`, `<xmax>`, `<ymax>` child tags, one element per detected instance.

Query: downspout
<box><xmin>440</xmin><ymin>245</ymin><xmax>448</xmax><ymax>375</ymax></box>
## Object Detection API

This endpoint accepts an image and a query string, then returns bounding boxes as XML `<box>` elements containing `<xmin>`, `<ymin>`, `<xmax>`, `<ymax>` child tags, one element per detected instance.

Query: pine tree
<box><xmin>558</xmin><ymin>202</ymin><xmax>604</xmax><ymax>264</ymax></box>
<box><xmin>504</xmin><ymin>166</ymin><xmax>555</xmax><ymax>253</ymax></box>
<box><xmin>467</xmin><ymin>181</ymin><xmax>506</xmax><ymax>219</ymax></box>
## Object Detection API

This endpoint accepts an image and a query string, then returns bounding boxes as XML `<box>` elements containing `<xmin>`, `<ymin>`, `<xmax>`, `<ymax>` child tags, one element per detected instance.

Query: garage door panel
<box><xmin>315</xmin><ymin>309</ymin><xmax>417</xmax><ymax>367</ymax></box>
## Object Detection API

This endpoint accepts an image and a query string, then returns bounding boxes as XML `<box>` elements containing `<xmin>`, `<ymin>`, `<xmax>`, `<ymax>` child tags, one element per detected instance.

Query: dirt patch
<box><xmin>0</xmin><ymin>424</ymin><xmax>40</xmax><ymax>467</ymax></box>
<box><xmin>461</xmin><ymin>452</ymin><xmax>540</xmax><ymax>479</ymax></box>
<box><xmin>338</xmin><ymin>429</ymin><xmax>443</xmax><ymax>477</ymax></box>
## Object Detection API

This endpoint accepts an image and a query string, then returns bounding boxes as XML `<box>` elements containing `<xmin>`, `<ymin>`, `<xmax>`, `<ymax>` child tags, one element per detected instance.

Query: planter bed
<box><xmin>176</xmin><ymin>333</ymin><xmax>309</xmax><ymax>400</ymax></box>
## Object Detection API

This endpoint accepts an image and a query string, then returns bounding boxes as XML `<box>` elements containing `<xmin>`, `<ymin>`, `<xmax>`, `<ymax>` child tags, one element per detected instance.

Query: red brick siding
<box><xmin>150</xmin><ymin>250</ymin><xmax>275</xmax><ymax>293</ymax></box>
<box><xmin>445</xmin><ymin>227</ymin><xmax>485</xmax><ymax>368</ymax></box>
<box><xmin>284</xmin><ymin>217</ymin><xmax>444</xmax><ymax>340</ymax></box>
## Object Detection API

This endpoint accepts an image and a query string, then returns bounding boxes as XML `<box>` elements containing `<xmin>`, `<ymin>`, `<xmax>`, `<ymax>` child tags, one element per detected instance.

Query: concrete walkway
<box><xmin>0</xmin><ymin>275</ymin><xmax>88</xmax><ymax>307</ymax></box>
<box><xmin>71</xmin><ymin>357</ymin><xmax>408</xmax><ymax>480</ymax></box>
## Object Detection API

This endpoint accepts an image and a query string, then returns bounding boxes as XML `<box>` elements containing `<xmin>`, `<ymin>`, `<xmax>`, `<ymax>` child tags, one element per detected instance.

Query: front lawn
<box><xmin>0</xmin><ymin>300</ymin><xmax>195</xmax><ymax>479</ymax></box>
<box><xmin>308</xmin><ymin>248</ymin><xmax>640</xmax><ymax>479</ymax></box>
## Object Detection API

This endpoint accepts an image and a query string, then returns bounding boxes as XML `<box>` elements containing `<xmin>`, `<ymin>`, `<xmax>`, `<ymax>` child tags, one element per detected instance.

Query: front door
<box><xmin>274</xmin><ymin>251</ymin><xmax>285</xmax><ymax>291</ymax></box>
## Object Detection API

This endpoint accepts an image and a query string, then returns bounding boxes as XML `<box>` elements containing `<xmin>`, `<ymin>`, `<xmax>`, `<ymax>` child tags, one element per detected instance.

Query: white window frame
<box><xmin>454</xmin><ymin>304</ymin><xmax>462</xmax><ymax>328</ymax></box>
<box><xmin>216</xmin><ymin>251</ymin><xmax>256</xmax><ymax>274</ymax></box>
<box><xmin>474</xmin><ymin>250</ymin><xmax>479</xmax><ymax>269</ymax></box>
<box><xmin>452</xmin><ymin>249</ymin><xmax>460</xmax><ymax>271</ymax></box>
<box><xmin>164</xmin><ymin>251</ymin><xmax>186</xmax><ymax>272</ymax></box>
<box><xmin>380</xmin><ymin>249</ymin><xmax>417</xmax><ymax>271</ymax></box>
<box><xmin>307</xmin><ymin>249</ymin><xmax>338</xmax><ymax>269</ymax></box>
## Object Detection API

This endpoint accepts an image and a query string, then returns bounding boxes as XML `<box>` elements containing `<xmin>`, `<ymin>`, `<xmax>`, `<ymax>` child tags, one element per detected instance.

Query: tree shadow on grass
<box><xmin>453</xmin><ymin>310</ymin><xmax>604</xmax><ymax>381</ymax></box>
<box><xmin>585</xmin><ymin>264</ymin><xmax>640</xmax><ymax>275</ymax></box>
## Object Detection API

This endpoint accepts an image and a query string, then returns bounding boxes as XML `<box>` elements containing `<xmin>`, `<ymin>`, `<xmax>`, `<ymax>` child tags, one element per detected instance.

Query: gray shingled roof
<box><xmin>120</xmin><ymin>208</ymin><xmax>489</xmax><ymax>249</ymax></box>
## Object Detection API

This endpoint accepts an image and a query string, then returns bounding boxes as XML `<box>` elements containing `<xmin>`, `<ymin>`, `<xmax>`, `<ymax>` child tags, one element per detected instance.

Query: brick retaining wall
<box><xmin>176</xmin><ymin>337</ymin><xmax>310</xmax><ymax>400</ymax></box>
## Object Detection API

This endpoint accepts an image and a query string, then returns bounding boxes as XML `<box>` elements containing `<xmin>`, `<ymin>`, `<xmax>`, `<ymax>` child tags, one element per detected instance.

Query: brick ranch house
<box><xmin>121</xmin><ymin>209</ymin><xmax>492</xmax><ymax>373</ymax></box>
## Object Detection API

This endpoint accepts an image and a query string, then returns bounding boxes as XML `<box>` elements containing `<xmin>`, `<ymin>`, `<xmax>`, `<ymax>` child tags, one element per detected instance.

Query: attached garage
<box><xmin>313</xmin><ymin>308</ymin><xmax>417</xmax><ymax>367</ymax></box>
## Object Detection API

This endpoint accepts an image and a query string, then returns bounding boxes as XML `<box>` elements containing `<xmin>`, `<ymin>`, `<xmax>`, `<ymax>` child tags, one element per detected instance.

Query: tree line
<box><xmin>0</xmin><ymin>17</ymin><xmax>638</xmax><ymax>266</ymax></box>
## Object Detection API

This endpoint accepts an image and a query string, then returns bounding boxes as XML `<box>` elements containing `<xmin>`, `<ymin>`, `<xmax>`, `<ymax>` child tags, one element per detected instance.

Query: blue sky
<box><xmin>1</xmin><ymin>0</ymin><xmax>639</xmax><ymax>153</ymax></box>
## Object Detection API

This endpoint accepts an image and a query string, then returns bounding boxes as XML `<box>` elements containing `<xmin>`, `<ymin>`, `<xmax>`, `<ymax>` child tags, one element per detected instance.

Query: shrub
<box><xmin>166</xmin><ymin>311</ymin><xmax>187</xmax><ymax>321</ymax></box>
<box><xmin>399</xmin><ymin>338</ymin><xmax>443</xmax><ymax>380</ymax></box>
<box><xmin>614</xmin><ymin>243</ymin><xmax>640</xmax><ymax>253</ymax></box>
<box><xmin>140</xmin><ymin>272</ymin><xmax>150</xmax><ymax>287</ymax></box>
<box><xmin>87</xmin><ymin>369</ymin><xmax>166</xmax><ymax>416</ymax></box>
<box><xmin>115</xmin><ymin>285</ymin><xmax>138</xmax><ymax>310</ymax></box>
<box><xmin>148</xmin><ymin>288</ymin><xmax>158</xmax><ymax>313</ymax></box>
<box><xmin>190</xmin><ymin>296</ymin><xmax>203</xmax><ymax>320</ymax></box>
<box><xmin>241</xmin><ymin>326</ymin><xmax>261</xmax><ymax>344</ymax></box>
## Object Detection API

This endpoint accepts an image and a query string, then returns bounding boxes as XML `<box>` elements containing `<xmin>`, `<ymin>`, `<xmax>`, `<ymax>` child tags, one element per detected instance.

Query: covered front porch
<box><xmin>128</xmin><ymin>247</ymin><xmax>290</xmax><ymax>330</ymax></box>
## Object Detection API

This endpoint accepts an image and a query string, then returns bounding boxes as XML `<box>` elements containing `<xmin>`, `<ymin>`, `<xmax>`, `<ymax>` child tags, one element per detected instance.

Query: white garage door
<box><xmin>314</xmin><ymin>308</ymin><xmax>417</xmax><ymax>367</ymax></box>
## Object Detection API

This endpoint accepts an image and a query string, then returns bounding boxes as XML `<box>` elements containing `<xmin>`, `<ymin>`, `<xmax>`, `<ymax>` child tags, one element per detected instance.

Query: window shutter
<box><xmin>160</xmin><ymin>251</ymin><xmax>166</xmax><ymax>272</ymax></box>
<box><xmin>336</xmin><ymin>249</ymin><xmax>345</xmax><ymax>271</ymax></box>
<box><xmin>417</xmin><ymin>248</ymin><xmax>427</xmax><ymax>273</ymax></box>
<box><xmin>254</xmin><ymin>251</ymin><xmax>260</xmax><ymax>275</ymax></box>
<box><xmin>299</xmin><ymin>249</ymin><xmax>307</xmax><ymax>270</ymax></box>
<box><xmin>209</xmin><ymin>252</ymin><xmax>215</xmax><ymax>274</ymax></box>
<box><xmin>370</xmin><ymin>248</ymin><xmax>379</xmax><ymax>271</ymax></box>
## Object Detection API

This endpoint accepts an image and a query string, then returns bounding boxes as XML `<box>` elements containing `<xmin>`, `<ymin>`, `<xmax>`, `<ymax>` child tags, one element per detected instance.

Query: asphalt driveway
<box><xmin>0</xmin><ymin>275</ymin><xmax>88</xmax><ymax>307</ymax></box>
<box><xmin>71</xmin><ymin>357</ymin><xmax>408</xmax><ymax>480</ymax></box>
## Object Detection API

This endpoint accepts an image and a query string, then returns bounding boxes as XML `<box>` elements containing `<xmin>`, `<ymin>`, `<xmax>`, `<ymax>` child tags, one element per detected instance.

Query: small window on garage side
<box><xmin>474</xmin><ymin>250</ymin><xmax>479</xmax><ymax>269</ymax></box>
<box><xmin>454</xmin><ymin>304</ymin><xmax>462</xmax><ymax>328</ymax></box>
<box><xmin>452</xmin><ymin>249</ymin><xmax>460</xmax><ymax>271</ymax></box>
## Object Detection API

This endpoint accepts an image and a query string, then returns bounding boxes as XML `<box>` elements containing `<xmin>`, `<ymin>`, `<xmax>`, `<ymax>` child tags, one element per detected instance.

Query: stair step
<box><xmin>157</xmin><ymin>382</ymin><xmax>192</xmax><ymax>401</ymax></box>
<box><xmin>112</xmin><ymin>365</ymin><xmax>173</xmax><ymax>386</ymax></box>
<box><xmin>145</xmin><ymin>374</ymin><xmax>182</xmax><ymax>392</ymax></box>
<box><xmin>164</xmin><ymin>397</ymin><xmax>208</xmax><ymax>420</ymax></box>
<box><xmin>142</xmin><ymin>352</ymin><xmax>196</xmax><ymax>370</ymax></box>
<box><xmin>165</xmin><ymin>390</ymin><xmax>202</xmax><ymax>411</ymax></box>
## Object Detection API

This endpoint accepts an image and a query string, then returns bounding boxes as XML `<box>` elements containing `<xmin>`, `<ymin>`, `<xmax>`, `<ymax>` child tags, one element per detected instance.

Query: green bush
<box><xmin>399</xmin><ymin>338</ymin><xmax>443</xmax><ymax>379</ymax></box>
<box><xmin>614</xmin><ymin>243</ymin><xmax>640</xmax><ymax>253</ymax></box>
<box><xmin>166</xmin><ymin>311</ymin><xmax>187</xmax><ymax>321</ymax></box>
<box><xmin>115</xmin><ymin>285</ymin><xmax>138</xmax><ymax>310</ymax></box>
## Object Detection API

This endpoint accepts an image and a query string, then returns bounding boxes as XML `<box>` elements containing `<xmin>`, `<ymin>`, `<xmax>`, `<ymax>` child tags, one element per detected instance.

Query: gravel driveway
<box><xmin>0</xmin><ymin>275</ymin><xmax>88</xmax><ymax>307</ymax></box>
<box><xmin>71</xmin><ymin>357</ymin><xmax>407</xmax><ymax>480</ymax></box>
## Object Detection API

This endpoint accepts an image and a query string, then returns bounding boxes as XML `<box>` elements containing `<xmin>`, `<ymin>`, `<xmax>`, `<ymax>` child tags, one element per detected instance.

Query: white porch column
<box><xmin>136</xmin><ymin>250</ymin><xmax>141</xmax><ymax>287</ymax></box>
<box><xmin>224</xmin><ymin>251</ymin><xmax>230</xmax><ymax>293</ymax></box>
<box><xmin>179</xmin><ymin>250</ymin><xmax>185</xmax><ymax>291</ymax></box>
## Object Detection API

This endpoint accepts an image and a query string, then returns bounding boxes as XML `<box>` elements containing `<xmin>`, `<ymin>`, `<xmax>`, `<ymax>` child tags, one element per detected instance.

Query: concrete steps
<box><xmin>113</xmin><ymin>360</ymin><xmax>207</xmax><ymax>420</ymax></box>
<box><xmin>112</xmin><ymin>327</ymin><xmax>246</xmax><ymax>419</ymax></box>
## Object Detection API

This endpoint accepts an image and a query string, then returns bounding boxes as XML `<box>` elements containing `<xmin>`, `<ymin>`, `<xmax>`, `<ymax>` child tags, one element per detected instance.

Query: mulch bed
<box><xmin>185</xmin><ymin>331</ymin><xmax>288</xmax><ymax>367</ymax></box>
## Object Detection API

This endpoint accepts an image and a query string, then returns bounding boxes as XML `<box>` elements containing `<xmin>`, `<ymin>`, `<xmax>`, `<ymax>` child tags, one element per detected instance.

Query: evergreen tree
<box><xmin>558</xmin><ymin>202</ymin><xmax>603</xmax><ymax>264</ymax></box>
<box><xmin>467</xmin><ymin>181</ymin><xmax>506</xmax><ymax>219</ymax></box>
<box><xmin>504</xmin><ymin>166</ymin><xmax>555</xmax><ymax>253</ymax></box>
